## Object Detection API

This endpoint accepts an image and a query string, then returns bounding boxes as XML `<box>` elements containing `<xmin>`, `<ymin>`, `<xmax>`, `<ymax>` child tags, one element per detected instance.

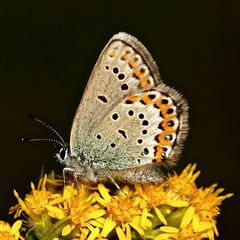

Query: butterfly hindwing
<box><xmin>84</xmin><ymin>85</ymin><xmax>188</xmax><ymax>171</ymax></box>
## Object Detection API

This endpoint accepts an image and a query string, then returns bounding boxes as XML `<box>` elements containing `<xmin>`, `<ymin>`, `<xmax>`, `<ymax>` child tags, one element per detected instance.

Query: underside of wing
<box><xmin>70</xmin><ymin>32</ymin><xmax>162</xmax><ymax>155</ymax></box>
<box><xmin>82</xmin><ymin>85</ymin><xmax>188</xmax><ymax>171</ymax></box>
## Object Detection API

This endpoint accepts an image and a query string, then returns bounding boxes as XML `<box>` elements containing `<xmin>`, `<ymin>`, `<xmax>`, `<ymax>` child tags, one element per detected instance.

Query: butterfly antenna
<box><xmin>27</xmin><ymin>113</ymin><xmax>66</xmax><ymax>147</ymax></box>
<box><xmin>21</xmin><ymin>137</ymin><xmax>65</xmax><ymax>147</ymax></box>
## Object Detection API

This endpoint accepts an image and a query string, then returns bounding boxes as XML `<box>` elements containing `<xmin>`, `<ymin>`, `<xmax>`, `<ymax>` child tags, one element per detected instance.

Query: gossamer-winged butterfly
<box><xmin>26</xmin><ymin>32</ymin><xmax>188</xmax><ymax>185</ymax></box>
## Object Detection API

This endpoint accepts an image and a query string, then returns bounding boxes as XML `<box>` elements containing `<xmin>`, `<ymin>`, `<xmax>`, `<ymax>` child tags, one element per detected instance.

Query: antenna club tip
<box><xmin>21</xmin><ymin>137</ymin><xmax>30</xmax><ymax>141</ymax></box>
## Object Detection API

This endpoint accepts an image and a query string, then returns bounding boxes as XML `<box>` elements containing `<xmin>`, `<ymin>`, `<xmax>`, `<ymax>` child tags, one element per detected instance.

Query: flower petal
<box><xmin>197</xmin><ymin>221</ymin><xmax>212</xmax><ymax>232</ymax></box>
<box><xmin>87</xmin><ymin>227</ymin><xmax>100</xmax><ymax>240</ymax></box>
<box><xmin>126</xmin><ymin>224</ymin><xmax>131</xmax><ymax>240</ymax></box>
<box><xmin>116</xmin><ymin>226</ymin><xmax>126</xmax><ymax>240</ymax></box>
<box><xmin>101</xmin><ymin>218</ymin><xmax>116</xmax><ymax>237</ymax></box>
<box><xmin>192</xmin><ymin>214</ymin><xmax>200</xmax><ymax>232</ymax></box>
<box><xmin>98</xmin><ymin>184</ymin><xmax>111</xmax><ymax>203</ymax></box>
<box><xmin>155</xmin><ymin>233</ymin><xmax>172</xmax><ymax>240</ymax></box>
<box><xmin>89</xmin><ymin>220</ymin><xmax>104</xmax><ymax>228</ymax></box>
<box><xmin>141</xmin><ymin>208</ymin><xmax>148</xmax><ymax>227</ymax></box>
<box><xmin>159</xmin><ymin>226</ymin><xmax>179</xmax><ymax>233</ymax></box>
<box><xmin>62</xmin><ymin>224</ymin><xmax>72</xmax><ymax>236</ymax></box>
<box><xmin>87</xmin><ymin>210</ymin><xmax>106</xmax><ymax>219</ymax></box>
<box><xmin>166</xmin><ymin>200</ymin><xmax>189</xmax><ymax>207</ymax></box>
<box><xmin>10</xmin><ymin>220</ymin><xmax>22</xmax><ymax>235</ymax></box>
<box><xmin>154</xmin><ymin>207</ymin><xmax>167</xmax><ymax>225</ymax></box>
<box><xmin>129</xmin><ymin>221</ymin><xmax>144</xmax><ymax>236</ymax></box>
<box><xmin>46</xmin><ymin>205</ymin><xmax>66</xmax><ymax>219</ymax></box>
<box><xmin>207</xmin><ymin>229</ymin><xmax>215</xmax><ymax>240</ymax></box>
<box><xmin>180</xmin><ymin>206</ymin><xmax>195</xmax><ymax>229</ymax></box>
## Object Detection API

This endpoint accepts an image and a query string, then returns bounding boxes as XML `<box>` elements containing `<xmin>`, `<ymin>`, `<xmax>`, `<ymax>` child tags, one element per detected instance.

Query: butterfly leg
<box><xmin>62</xmin><ymin>167</ymin><xmax>75</xmax><ymax>188</ymax></box>
<box><xmin>108</xmin><ymin>176</ymin><xmax>120</xmax><ymax>189</ymax></box>
<box><xmin>73</xmin><ymin>173</ymin><xmax>80</xmax><ymax>192</ymax></box>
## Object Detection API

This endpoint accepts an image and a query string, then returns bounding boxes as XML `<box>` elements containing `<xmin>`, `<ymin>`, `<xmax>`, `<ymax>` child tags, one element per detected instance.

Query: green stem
<box><xmin>166</xmin><ymin>207</ymin><xmax>187</xmax><ymax>228</ymax></box>
<box><xmin>26</xmin><ymin>230</ymin><xmax>37</xmax><ymax>240</ymax></box>
<box><xmin>40</xmin><ymin>215</ymin><xmax>72</xmax><ymax>240</ymax></box>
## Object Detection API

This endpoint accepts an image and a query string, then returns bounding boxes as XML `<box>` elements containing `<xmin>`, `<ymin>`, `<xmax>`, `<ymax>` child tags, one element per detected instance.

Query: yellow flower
<box><xmin>154</xmin><ymin>166</ymin><xmax>233</xmax><ymax>240</ymax></box>
<box><xmin>166</xmin><ymin>164</ymin><xmax>200</xmax><ymax>201</ymax></box>
<box><xmin>9</xmin><ymin>175</ymin><xmax>66</xmax><ymax>238</ymax></box>
<box><xmin>59</xmin><ymin>184</ymin><xmax>106</xmax><ymax>239</ymax></box>
<box><xmin>134</xmin><ymin>183</ymin><xmax>167</xmax><ymax>208</ymax></box>
<box><xmin>9</xmin><ymin>164</ymin><xmax>233</xmax><ymax>240</ymax></box>
<box><xmin>93</xmin><ymin>183</ymin><xmax>152</xmax><ymax>239</ymax></box>
<box><xmin>0</xmin><ymin>220</ymin><xmax>23</xmax><ymax>240</ymax></box>
<box><xmin>187</xmin><ymin>184</ymin><xmax>233</xmax><ymax>238</ymax></box>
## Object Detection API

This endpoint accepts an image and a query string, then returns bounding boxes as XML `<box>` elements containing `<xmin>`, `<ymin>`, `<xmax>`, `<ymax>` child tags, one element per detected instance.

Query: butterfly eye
<box><xmin>59</xmin><ymin>147</ymin><xmax>68</xmax><ymax>160</ymax></box>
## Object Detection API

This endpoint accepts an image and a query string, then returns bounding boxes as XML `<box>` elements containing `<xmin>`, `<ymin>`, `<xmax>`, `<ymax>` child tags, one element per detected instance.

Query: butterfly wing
<box><xmin>70</xmin><ymin>32</ymin><xmax>161</xmax><ymax>155</ymax></box>
<box><xmin>70</xmin><ymin>32</ymin><xmax>188</xmax><ymax>172</ymax></box>
<box><xmin>84</xmin><ymin>85</ymin><xmax>188</xmax><ymax>171</ymax></box>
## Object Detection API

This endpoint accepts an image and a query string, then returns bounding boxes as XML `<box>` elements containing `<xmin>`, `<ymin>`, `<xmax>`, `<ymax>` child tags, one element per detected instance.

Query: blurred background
<box><xmin>0</xmin><ymin>1</ymin><xmax>239</xmax><ymax>239</ymax></box>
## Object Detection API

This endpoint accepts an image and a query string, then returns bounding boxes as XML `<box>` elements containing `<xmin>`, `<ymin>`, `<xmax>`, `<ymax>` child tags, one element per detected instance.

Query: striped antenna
<box><xmin>26</xmin><ymin>113</ymin><xmax>66</xmax><ymax>147</ymax></box>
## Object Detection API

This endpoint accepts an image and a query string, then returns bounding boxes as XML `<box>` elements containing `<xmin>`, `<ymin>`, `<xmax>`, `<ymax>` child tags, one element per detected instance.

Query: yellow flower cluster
<box><xmin>0</xmin><ymin>220</ymin><xmax>23</xmax><ymax>240</ymax></box>
<box><xmin>7</xmin><ymin>164</ymin><xmax>232</xmax><ymax>240</ymax></box>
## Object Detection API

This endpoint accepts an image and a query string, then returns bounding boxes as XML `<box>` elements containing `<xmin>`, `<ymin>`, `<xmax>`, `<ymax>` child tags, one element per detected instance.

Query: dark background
<box><xmin>0</xmin><ymin>1</ymin><xmax>239</xmax><ymax>239</ymax></box>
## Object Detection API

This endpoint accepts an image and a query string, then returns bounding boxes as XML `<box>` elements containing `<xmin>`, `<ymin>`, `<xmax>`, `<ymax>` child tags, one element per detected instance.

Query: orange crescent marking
<box><xmin>141</xmin><ymin>94</ymin><xmax>153</xmax><ymax>105</ymax></box>
<box><xmin>160</xmin><ymin>105</ymin><xmax>175</xmax><ymax>118</ymax></box>
<box><xmin>155</xmin><ymin>145</ymin><xmax>163</xmax><ymax>162</ymax></box>
<box><xmin>121</xmin><ymin>53</ymin><xmax>129</xmax><ymax>60</ymax></box>
<box><xmin>139</xmin><ymin>78</ymin><xmax>150</xmax><ymax>88</ymax></box>
<box><xmin>162</xmin><ymin>119</ymin><xmax>175</xmax><ymax>131</ymax></box>
<box><xmin>133</xmin><ymin>69</ymin><xmax>144</xmax><ymax>79</ymax></box>
<box><xmin>155</xmin><ymin>99</ymin><xmax>162</xmax><ymax>108</ymax></box>
<box><xmin>127</xmin><ymin>95</ymin><xmax>139</xmax><ymax>103</ymax></box>
<box><xmin>158</xmin><ymin>131</ymin><xmax>175</xmax><ymax>146</ymax></box>
<box><xmin>129</xmin><ymin>58</ymin><xmax>137</xmax><ymax>68</ymax></box>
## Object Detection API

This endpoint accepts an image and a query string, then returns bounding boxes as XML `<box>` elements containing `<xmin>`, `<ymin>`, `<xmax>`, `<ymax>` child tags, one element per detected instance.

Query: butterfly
<box><xmin>26</xmin><ymin>32</ymin><xmax>188</xmax><ymax>186</ymax></box>
<box><xmin>54</xmin><ymin>32</ymin><xmax>189</xmax><ymax>186</ymax></box>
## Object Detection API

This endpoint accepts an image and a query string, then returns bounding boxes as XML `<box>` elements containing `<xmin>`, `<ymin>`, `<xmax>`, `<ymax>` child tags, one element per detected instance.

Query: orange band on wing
<box><xmin>161</xmin><ymin>119</ymin><xmax>175</xmax><ymax>131</ymax></box>
<box><xmin>158</xmin><ymin>131</ymin><xmax>175</xmax><ymax>146</ymax></box>
<box><xmin>139</xmin><ymin>78</ymin><xmax>150</xmax><ymax>88</ymax></box>
<box><xmin>128</xmin><ymin>58</ymin><xmax>138</xmax><ymax>68</ymax></box>
<box><xmin>121</xmin><ymin>53</ymin><xmax>129</xmax><ymax>60</ymax></box>
<box><xmin>133</xmin><ymin>69</ymin><xmax>144</xmax><ymax>79</ymax></box>
<box><xmin>127</xmin><ymin>95</ymin><xmax>139</xmax><ymax>103</ymax></box>
<box><xmin>141</xmin><ymin>94</ymin><xmax>154</xmax><ymax>105</ymax></box>
<box><xmin>155</xmin><ymin>145</ymin><xmax>163</xmax><ymax>162</ymax></box>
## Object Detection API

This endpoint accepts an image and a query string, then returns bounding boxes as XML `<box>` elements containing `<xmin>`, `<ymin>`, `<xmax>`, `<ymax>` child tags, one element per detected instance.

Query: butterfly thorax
<box><xmin>57</xmin><ymin>150</ymin><xmax>96</xmax><ymax>182</ymax></box>
<box><xmin>59</xmin><ymin>150</ymin><xmax>167</xmax><ymax>184</ymax></box>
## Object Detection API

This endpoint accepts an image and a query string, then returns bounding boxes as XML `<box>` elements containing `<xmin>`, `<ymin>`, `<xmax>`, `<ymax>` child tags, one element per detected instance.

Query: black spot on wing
<box><xmin>118</xmin><ymin>129</ymin><xmax>127</xmax><ymax>139</ymax></box>
<box><xmin>98</xmin><ymin>95</ymin><xmax>108</xmax><ymax>103</ymax></box>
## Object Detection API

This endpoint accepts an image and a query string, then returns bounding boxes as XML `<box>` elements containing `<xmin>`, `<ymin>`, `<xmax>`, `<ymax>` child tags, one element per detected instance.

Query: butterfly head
<box><xmin>23</xmin><ymin>114</ymin><xmax>74</xmax><ymax>165</ymax></box>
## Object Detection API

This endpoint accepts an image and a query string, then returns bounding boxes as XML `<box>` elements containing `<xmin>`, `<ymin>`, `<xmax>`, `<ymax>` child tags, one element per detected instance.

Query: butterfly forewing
<box><xmin>70</xmin><ymin>33</ymin><xmax>161</xmax><ymax>155</ymax></box>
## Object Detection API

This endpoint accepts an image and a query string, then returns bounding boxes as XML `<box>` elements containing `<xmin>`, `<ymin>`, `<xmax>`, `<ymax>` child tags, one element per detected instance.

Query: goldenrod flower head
<box><xmin>134</xmin><ymin>183</ymin><xmax>167</xmax><ymax>208</ymax></box>
<box><xmin>8</xmin><ymin>164</ymin><xmax>232</xmax><ymax>240</ymax></box>
<box><xmin>9</xmin><ymin>175</ymin><xmax>65</xmax><ymax>238</ymax></box>
<box><xmin>166</xmin><ymin>164</ymin><xmax>200</xmax><ymax>201</ymax></box>
<box><xmin>0</xmin><ymin>220</ymin><xmax>23</xmax><ymax>240</ymax></box>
